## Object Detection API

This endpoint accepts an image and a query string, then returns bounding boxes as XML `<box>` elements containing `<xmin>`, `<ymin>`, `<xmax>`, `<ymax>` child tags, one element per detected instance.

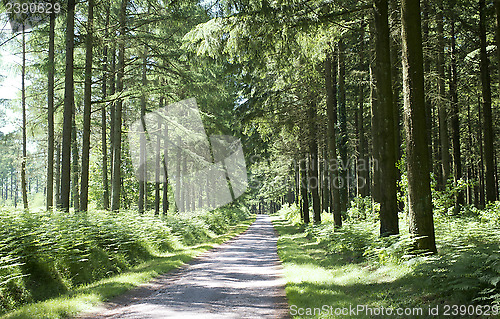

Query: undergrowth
<box><xmin>276</xmin><ymin>201</ymin><xmax>500</xmax><ymax>314</ymax></box>
<box><xmin>0</xmin><ymin>206</ymin><xmax>250</xmax><ymax>315</ymax></box>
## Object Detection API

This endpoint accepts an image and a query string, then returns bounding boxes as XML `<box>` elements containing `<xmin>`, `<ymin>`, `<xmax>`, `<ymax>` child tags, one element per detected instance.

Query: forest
<box><xmin>0</xmin><ymin>0</ymin><xmax>499</xmax><ymax>317</ymax></box>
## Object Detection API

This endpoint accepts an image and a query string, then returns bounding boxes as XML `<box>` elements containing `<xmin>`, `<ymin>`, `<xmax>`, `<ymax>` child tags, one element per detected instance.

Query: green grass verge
<box><xmin>1</xmin><ymin>217</ymin><xmax>254</xmax><ymax>319</ymax></box>
<box><xmin>272</xmin><ymin>215</ymin><xmax>500</xmax><ymax>319</ymax></box>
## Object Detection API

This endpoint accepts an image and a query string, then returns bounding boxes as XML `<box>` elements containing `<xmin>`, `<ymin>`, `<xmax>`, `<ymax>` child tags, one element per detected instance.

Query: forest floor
<box><xmin>77</xmin><ymin>215</ymin><xmax>289</xmax><ymax>319</ymax></box>
<box><xmin>273</xmin><ymin>213</ymin><xmax>500</xmax><ymax>319</ymax></box>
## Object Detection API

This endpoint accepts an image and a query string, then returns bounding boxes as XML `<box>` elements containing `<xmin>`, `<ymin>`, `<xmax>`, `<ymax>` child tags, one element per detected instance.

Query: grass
<box><xmin>1</xmin><ymin>216</ymin><xmax>254</xmax><ymax>319</ymax></box>
<box><xmin>273</xmin><ymin>203</ymin><xmax>500</xmax><ymax>318</ymax></box>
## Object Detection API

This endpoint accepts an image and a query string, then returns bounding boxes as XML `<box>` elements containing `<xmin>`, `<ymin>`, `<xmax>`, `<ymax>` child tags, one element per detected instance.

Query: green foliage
<box><xmin>278</xmin><ymin>203</ymin><xmax>302</xmax><ymax>225</ymax></box>
<box><xmin>306</xmin><ymin>222</ymin><xmax>376</xmax><ymax>264</ymax></box>
<box><xmin>278</xmin><ymin>202</ymin><xmax>500</xmax><ymax>307</ymax></box>
<box><xmin>346</xmin><ymin>196</ymin><xmax>379</xmax><ymax>222</ymax></box>
<box><xmin>415</xmin><ymin>212</ymin><xmax>500</xmax><ymax>305</ymax></box>
<box><xmin>0</xmin><ymin>207</ymin><xmax>250</xmax><ymax>315</ymax></box>
<box><xmin>432</xmin><ymin>178</ymin><xmax>472</xmax><ymax>216</ymax></box>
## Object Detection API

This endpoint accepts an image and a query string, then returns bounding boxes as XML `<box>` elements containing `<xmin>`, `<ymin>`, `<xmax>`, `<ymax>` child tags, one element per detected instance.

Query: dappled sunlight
<box><xmin>274</xmin><ymin>213</ymin><xmax>500</xmax><ymax>318</ymax></box>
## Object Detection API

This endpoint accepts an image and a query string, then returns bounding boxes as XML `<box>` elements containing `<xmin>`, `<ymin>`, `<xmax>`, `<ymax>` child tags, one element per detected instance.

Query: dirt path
<box><xmin>81</xmin><ymin>215</ymin><xmax>289</xmax><ymax>319</ymax></box>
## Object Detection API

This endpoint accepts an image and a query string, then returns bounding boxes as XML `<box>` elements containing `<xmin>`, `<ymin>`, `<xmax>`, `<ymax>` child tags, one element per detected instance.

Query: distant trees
<box><xmin>181</xmin><ymin>0</ymin><xmax>499</xmax><ymax>254</ymax></box>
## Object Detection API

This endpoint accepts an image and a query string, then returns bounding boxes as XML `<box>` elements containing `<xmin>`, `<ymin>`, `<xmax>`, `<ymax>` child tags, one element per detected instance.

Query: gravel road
<box><xmin>81</xmin><ymin>214</ymin><xmax>289</xmax><ymax>319</ymax></box>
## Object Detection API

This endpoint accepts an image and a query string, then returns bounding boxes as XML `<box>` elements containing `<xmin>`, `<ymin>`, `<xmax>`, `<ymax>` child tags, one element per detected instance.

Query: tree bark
<box><xmin>55</xmin><ymin>141</ymin><xmax>61</xmax><ymax>206</ymax></box>
<box><xmin>401</xmin><ymin>0</ymin><xmax>437</xmax><ymax>253</ymax></box>
<box><xmin>161</xmin><ymin>97</ymin><xmax>169</xmax><ymax>215</ymax></box>
<box><xmin>60</xmin><ymin>0</ymin><xmax>76</xmax><ymax>212</ymax></box>
<box><xmin>496</xmin><ymin>0</ymin><xmax>500</xmax><ymax>106</ymax></box>
<box><xmin>71</xmin><ymin>107</ymin><xmax>80</xmax><ymax>212</ymax></box>
<box><xmin>373</xmin><ymin>0</ymin><xmax>399</xmax><ymax>236</ymax></box>
<box><xmin>300</xmin><ymin>156</ymin><xmax>310</xmax><ymax>224</ymax></box>
<box><xmin>325</xmin><ymin>51</ymin><xmax>342</xmax><ymax>227</ymax></box>
<box><xmin>337</xmin><ymin>40</ymin><xmax>348</xmax><ymax>215</ymax></box>
<box><xmin>71</xmin><ymin>108</ymin><xmax>79</xmax><ymax>212</ymax></box>
<box><xmin>109</xmin><ymin>44</ymin><xmax>116</xmax><ymax>182</ymax></box>
<box><xmin>80</xmin><ymin>0</ymin><xmax>94</xmax><ymax>212</ymax></box>
<box><xmin>369</xmin><ymin>18</ymin><xmax>381</xmax><ymax>206</ymax></box>
<box><xmin>449</xmin><ymin>19</ymin><xmax>463</xmax><ymax>213</ymax></box>
<box><xmin>479</xmin><ymin>0</ymin><xmax>497</xmax><ymax>203</ymax></box>
<box><xmin>46</xmin><ymin>6</ymin><xmax>55</xmax><ymax>211</ymax></box>
<box><xmin>155</xmin><ymin>118</ymin><xmax>161</xmax><ymax>215</ymax></box>
<box><xmin>101</xmin><ymin>5</ymin><xmax>110</xmax><ymax>210</ymax></box>
<box><xmin>138</xmin><ymin>49</ymin><xmax>147</xmax><ymax>214</ymax></box>
<box><xmin>437</xmin><ymin>4</ymin><xmax>451</xmax><ymax>187</ymax></box>
<box><xmin>308</xmin><ymin>102</ymin><xmax>321</xmax><ymax>224</ymax></box>
<box><xmin>422</xmin><ymin>0</ymin><xmax>434</xmax><ymax>179</ymax></box>
<box><xmin>477</xmin><ymin>95</ymin><xmax>486</xmax><ymax>208</ymax></box>
<box><xmin>111</xmin><ymin>0</ymin><xmax>128</xmax><ymax>211</ymax></box>
<box><xmin>358</xmin><ymin>22</ymin><xmax>369</xmax><ymax>198</ymax></box>
<box><xmin>21</xmin><ymin>25</ymin><xmax>28</xmax><ymax>211</ymax></box>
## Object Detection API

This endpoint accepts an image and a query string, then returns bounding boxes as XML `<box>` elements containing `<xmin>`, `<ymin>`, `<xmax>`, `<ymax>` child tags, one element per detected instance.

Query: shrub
<box><xmin>278</xmin><ymin>203</ymin><xmax>301</xmax><ymax>225</ymax></box>
<box><xmin>0</xmin><ymin>206</ymin><xmax>251</xmax><ymax>315</ymax></box>
<box><xmin>347</xmin><ymin>196</ymin><xmax>379</xmax><ymax>222</ymax></box>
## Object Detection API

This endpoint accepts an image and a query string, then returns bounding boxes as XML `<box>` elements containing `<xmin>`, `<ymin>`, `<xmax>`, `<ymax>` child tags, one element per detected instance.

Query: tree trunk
<box><xmin>295</xmin><ymin>163</ymin><xmax>300</xmax><ymax>205</ymax></box>
<box><xmin>325</xmin><ymin>51</ymin><xmax>342</xmax><ymax>227</ymax></box>
<box><xmin>467</xmin><ymin>101</ymin><xmax>473</xmax><ymax>205</ymax></box>
<box><xmin>321</xmin><ymin>146</ymin><xmax>329</xmax><ymax>211</ymax></box>
<box><xmin>369</xmin><ymin>18</ymin><xmax>381</xmax><ymax>206</ymax></box>
<box><xmin>80</xmin><ymin>0</ymin><xmax>94</xmax><ymax>212</ymax></box>
<box><xmin>155</xmin><ymin>119</ymin><xmax>161</xmax><ymax>215</ymax></box>
<box><xmin>109</xmin><ymin>44</ymin><xmax>116</xmax><ymax>182</ymax></box>
<box><xmin>60</xmin><ymin>0</ymin><xmax>76</xmax><ymax>212</ymax></box>
<box><xmin>401</xmin><ymin>0</ymin><xmax>437</xmax><ymax>253</ymax></box>
<box><xmin>21</xmin><ymin>25</ymin><xmax>28</xmax><ymax>211</ymax></box>
<box><xmin>390</xmin><ymin>0</ymin><xmax>402</xmax><ymax>163</ymax></box>
<box><xmin>422</xmin><ymin>0</ymin><xmax>434</xmax><ymax>180</ymax></box>
<box><xmin>101</xmin><ymin>5</ymin><xmax>110</xmax><ymax>210</ymax></box>
<box><xmin>13</xmin><ymin>169</ymin><xmax>18</xmax><ymax>207</ymax></box>
<box><xmin>55</xmin><ymin>141</ymin><xmax>61</xmax><ymax>206</ymax></box>
<box><xmin>437</xmin><ymin>4</ymin><xmax>451</xmax><ymax>187</ymax></box>
<box><xmin>337</xmin><ymin>39</ymin><xmax>348</xmax><ymax>214</ymax></box>
<box><xmin>373</xmin><ymin>0</ymin><xmax>399</xmax><ymax>236</ymax></box>
<box><xmin>46</xmin><ymin>7</ymin><xmax>55</xmax><ymax>211</ymax></box>
<box><xmin>111</xmin><ymin>0</ymin><xmax>128</xmax><ymax>211</ymax></box>
<box><xmin>299</xmin><ymin>156</ymin><xmax>310</xmax><ymax>224</ymax></box>
<box><xmin>449</xmin><ymin>20</ymin><xmax>463</xmax><ymax>213</ymax></box>
<box><xmin>496</xmin><ymin>0</ymin><xmax>500</xmax><ymax>108</ymax></box>
<box><xmin>71</xmin><ymin>110</ymin><xmax>80</xmax><ymax>212</ymax></box>
<box><xmin>138</xmin><ymin>50</ymin><xmax>147</xmax><ymax>214</ymax></box>
<box><xmin>175</xmin><ymin>136</ymin><xmax>181</xmax><ymax>213</ymax></box>
<box><xmin>479</xmin><ymin>0</ymin><xmax>497</xmax><ymax>203</ymax></box>
<box><xmin>477</xmin><ymin>95</ymin><xmax>486</xmax><ymax>208</ymax></box>
<box><xmin>308</xmin><ymin>102</ymin><xmax>321</xmax><ymax>224</ymax></box>
<box><xmin>161</xmin><ymin>97</ymin><xmax>169</xmax><ymax>215</ymax></box>
<box><xmin>358</xmin><ymin>23</ymin><xmax>369</xmax><ymax>198</ymax></box>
